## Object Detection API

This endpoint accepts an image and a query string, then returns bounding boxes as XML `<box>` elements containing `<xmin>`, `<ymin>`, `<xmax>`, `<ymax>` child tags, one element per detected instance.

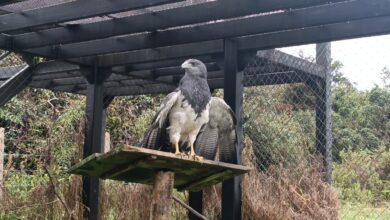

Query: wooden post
<box><xmin>150</xmin><ymin>171</ymin><xmax>175</xmax><ymax>220</ymax></box>
<box><xmin>0</xmin><ymin>128</ymin><xmax>4</xmax><ymax>200</ymax></box>
<box><xmin>222</xmin><ymin>39</ymin><xmax>243</xmax><ymax>220</ymax></box>
<box><xmin>82</xmin><ymin>64</ymin><xmax>111</xmax><ymax>220</ymax></box>
<box><xmin>315</xmin><ymin>43</ymin><xmax>333</xmax><ymax>183</ymax></box>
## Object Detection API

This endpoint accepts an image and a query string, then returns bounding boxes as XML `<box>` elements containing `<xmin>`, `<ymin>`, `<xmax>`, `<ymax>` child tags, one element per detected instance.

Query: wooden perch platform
<box><xmin>69</xmin><ymin>146</ymin><xmax>250</xmax><ymax>191</ymax></box>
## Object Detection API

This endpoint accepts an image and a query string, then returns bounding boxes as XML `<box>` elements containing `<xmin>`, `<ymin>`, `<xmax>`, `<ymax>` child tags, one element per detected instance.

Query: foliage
<box><xmin>332</xmin><ymin>76</ymin><xmax>390</xmax><ymax>159</ymax></box>
<box><xmin>333</xmin><ymin>147</ymin><xmax>390</xmax><ymax>204</ymax></box>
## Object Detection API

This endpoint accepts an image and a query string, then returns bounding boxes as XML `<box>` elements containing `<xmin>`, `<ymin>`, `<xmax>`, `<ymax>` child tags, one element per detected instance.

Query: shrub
<box><xmin>333</xmin><ymin>147</ymin><xmax>390</xmax><ymax>204</ymax></box>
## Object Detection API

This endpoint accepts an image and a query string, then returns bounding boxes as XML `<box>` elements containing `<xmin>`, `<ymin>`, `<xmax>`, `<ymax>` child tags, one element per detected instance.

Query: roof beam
<box><xmin>255</xmin><ymin>50</ymin><xmax>324</xmax><ymax>78</ymax></box>
<box><xmin>0</xmin><ymin>64</ymin><xmax>30</xmax><ymax>106</ymax></box>
<box><xmin>208</xmin><ymin>71</ymin><xmax>307</xmax><ymax>89</ymax></box>
<box><xmin>104</xmin><ymin>71</ymin><xmax>310</xmax><ymax>96</ymax></box>
<box><xmin>33</xmin><ymin>60</ymin><xmax>79</xmax><ymax>74</ymax></box>
<box><xmin>0</xmin><ymin>64</ymin><xmax>28</xmax><ymax>79</ymax></box>
<box><xmin>4</xmin><ymin>0</ymin><xmax>349</xmax><ymax>50</ymax></box>
<box><xmin>0</xmin><ymin>1</ymin><xmax>25</xmax><ymax>7</ymax></box>
<box><xmin>0</xmin><ymin>0</ymin><xmax>184</xmax><ymax>33</ymax></box>
<box><xmin>95</xmin><ymin>40</ymin><xmax>223</xmax><ymax>67</ymax></box>
<box><xmin>26</xmin><ymin>0</ymin><xmax>390</xmax><ymax>59</ymax></box>
<box><xmin>91</xmin><ymin>14</ymin><xmax>390</xmax><ymax>67</ymax></box>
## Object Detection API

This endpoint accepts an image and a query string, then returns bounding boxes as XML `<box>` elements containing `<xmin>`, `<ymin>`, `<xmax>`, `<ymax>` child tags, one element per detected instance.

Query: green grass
<box><xmin>341</xmin><ymin>203</ymin><xmax>390</xmax><ymax>220</ymax></box>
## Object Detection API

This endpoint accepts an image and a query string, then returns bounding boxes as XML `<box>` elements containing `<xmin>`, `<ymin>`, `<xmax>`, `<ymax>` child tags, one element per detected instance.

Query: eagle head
<box><xmin>181</xmin><ymin>59</ymin><xmax>207</xmax><ymax>78</ymax></box>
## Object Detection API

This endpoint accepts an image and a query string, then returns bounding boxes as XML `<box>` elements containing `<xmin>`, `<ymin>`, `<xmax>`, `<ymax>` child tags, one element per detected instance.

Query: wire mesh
<box><xmin>241</xmin><ymin>36</ymin><xmax>390</xmax><ymax>219</ymax></box>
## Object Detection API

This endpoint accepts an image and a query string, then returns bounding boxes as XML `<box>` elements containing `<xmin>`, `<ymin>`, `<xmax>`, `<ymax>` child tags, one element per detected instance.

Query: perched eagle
<box><xmin>141</xmin><ymin>59</ymin><xmax>237</xmax><ymax>163</ymax></box>
<box><xmin>141</xmin><ymin>59</ymin><xmax>211</xmax><ymax>159</ymax></box>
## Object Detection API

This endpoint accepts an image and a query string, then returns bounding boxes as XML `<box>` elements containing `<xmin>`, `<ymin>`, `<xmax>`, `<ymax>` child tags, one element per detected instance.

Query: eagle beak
<box><xmin>181</xmin><ymin>60</ymin><xmax>192</xmax><ymax>70</ymax></box>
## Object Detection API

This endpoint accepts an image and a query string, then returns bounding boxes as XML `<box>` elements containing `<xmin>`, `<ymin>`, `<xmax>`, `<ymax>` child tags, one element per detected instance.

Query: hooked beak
<box><xmin>181</xmin><ymin>60</ymin><xmax>192</xmax><ymax>70</ymax></box>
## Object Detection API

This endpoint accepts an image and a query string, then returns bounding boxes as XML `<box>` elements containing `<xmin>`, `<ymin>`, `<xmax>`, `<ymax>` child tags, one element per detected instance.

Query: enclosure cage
<box><xmin>0</xmin><ymin>0</ymin><xmax>389</xmax><ymax>219</ymax></box>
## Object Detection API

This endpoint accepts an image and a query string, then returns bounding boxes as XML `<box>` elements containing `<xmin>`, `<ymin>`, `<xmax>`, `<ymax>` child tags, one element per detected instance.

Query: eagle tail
<box><xmin>140</xmin><ymin>123</ymin><xmax>161</xmax><ymax>149</ymax></box>
<box><xmin>194</xmin><ymin>124</ymin><xmax>218</xmax><ymax>160</ymax></box>
<box><xmin>218</xmin><ymin>130</ymin><xmax>238</xmax><ymax>163</ymax></box>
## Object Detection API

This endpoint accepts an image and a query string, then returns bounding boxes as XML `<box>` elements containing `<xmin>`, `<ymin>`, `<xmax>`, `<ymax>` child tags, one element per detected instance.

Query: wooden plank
<box><xmin>69</xmin><ymin>146</ymin><xmax>250</xmax><ymax>192</ymax></box>
<box><xmin>0</xmin><ymin>0</ymin><xmax>183</xmax><ymax>33</ymax></box>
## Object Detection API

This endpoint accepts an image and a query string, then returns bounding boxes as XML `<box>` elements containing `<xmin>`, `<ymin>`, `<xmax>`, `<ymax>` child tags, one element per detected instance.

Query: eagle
<box><xmin>141</xmin><ymin>59</ymin><xmax>237</xmax><ymax>163</ymax></box>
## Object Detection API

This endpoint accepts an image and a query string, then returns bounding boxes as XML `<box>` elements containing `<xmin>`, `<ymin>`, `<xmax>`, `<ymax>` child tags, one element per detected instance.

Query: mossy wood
<box><xmin>69</xmin><ymin>146</ymin><xmax>250</xmax><ymax>191</ymax></box>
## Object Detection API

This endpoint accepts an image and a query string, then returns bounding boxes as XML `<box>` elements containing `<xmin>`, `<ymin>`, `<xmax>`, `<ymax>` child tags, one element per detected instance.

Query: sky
<box><xmin>279</xmin><ymin>35</ymin><xmax>390</xmax><ymax>91</ymax></box>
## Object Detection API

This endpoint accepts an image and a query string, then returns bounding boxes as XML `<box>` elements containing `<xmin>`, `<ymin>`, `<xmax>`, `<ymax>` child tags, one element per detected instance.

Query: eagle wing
<box><xmin>194</xmin><ymin>97</ymin><xmax>238</xmax><ymax>163</ymax></box>
<box><xmin>141</xmin><ymin>89</ymin><xmax>180</xmax><ymax>150</ymax></box>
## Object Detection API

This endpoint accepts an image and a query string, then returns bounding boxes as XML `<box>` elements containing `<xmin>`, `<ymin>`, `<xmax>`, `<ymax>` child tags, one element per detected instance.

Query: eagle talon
<box><xmin>189</xmin><ymin>153</ymin><xmax>203</xmax><ymax>161</ymax></box>
<box><xmin>195</xmin><ymin>155</ymin><xmax>204</xmax><ymax>161</ymax></box>
<box><xmin>174</xmin><ymin>151</ymin><xmax>186</xmax><ymax>158</ymax></box>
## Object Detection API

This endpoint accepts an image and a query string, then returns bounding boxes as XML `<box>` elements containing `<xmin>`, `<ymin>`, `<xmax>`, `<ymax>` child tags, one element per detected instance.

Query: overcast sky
<box><xmin>280</xmin><ymin>35</ymin><xmax>390</xmax><ymax>91</ymax></box>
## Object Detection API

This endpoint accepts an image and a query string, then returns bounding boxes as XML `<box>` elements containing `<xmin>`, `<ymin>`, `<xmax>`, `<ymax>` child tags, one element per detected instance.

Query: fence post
<box><xmin>82</xmin><ymin>63</ymin><xmax>111</xmax><ymax>220</ymax></box>
<box><xmin>0</xmin><ymin>128</ymin><xmax>4</xmax><ymax>200</ymax></box>
<box><xmin>315</xmin><ymin>43</ymin><xmax>333</xmax><ymax>183</ymax></box>
<box><xmin>222</xmin><ymin>39</ymin><xmax>243</xmax><ymax>220</ymax></box>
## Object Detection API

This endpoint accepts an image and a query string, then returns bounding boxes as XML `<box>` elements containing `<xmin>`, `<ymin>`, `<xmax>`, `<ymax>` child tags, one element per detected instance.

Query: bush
<box><xmin>333</xmin><ymin>147</ymin><xmax>390</xmax><ymax>204</ymax></box>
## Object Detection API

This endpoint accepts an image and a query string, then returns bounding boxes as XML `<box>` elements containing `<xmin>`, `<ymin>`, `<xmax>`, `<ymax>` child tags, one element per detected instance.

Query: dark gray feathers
<box><xmin>179</xmin><ymin>74</ymin><xmax>210</xmax><ymax>117</ymax></box>
<box><xmin>180</xmin><ymin>59</ymin><xmax>211</xmax><ymax>117</ymax></box>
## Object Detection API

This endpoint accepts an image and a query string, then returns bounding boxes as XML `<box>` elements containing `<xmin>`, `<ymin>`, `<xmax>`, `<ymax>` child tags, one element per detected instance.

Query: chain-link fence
<box><xmin>242</xmin><ymin>36</ymin><xmax>390</xmax><ymax>219</ymax></box>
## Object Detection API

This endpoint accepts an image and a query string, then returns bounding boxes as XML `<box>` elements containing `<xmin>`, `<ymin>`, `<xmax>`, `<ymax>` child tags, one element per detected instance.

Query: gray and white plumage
<box><xmin>194</xmin><ymin>97</ymin><xmax>238</xmax><ymax>163</ymax></box>
<box><xmin>141</xmin><ymin>59</ymin><xmax>211</xmax><ymax>158</ymax></box>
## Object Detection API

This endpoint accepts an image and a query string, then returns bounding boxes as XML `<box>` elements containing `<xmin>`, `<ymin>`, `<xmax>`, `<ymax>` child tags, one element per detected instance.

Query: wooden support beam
<box><xmin>150</xmin><ymin>171</ymin><xmax>175</xmax><ymax>220</ymax></box>
<box><xmin>0</xmin><ymin>65</ymin><xmax>27</xmax><ymax>79</ymax></box>
<box><xmin>82</xmin><ymin>15</ymin><xmax>390</xmax><ymax>68</ymax></box>
<box><xmin>256</xmin><ymin>50</ymin><xmax>324</xmax><ymax>78</ymax></box>
<box><xmin>313</xmin><ymin>43</ymin><xmax>332</xmax><ymax>183</ymax></box>
<box><xmin>26</xmin><ymin>0</ymin><xmax>390</xmax><ymax>59</ymax></box>
<box><xmin>0</xmin><ymin>51</ymin><xmax>10</xmax><ymax>61</ymax></box>
<box><xmin>95</xmin><ymin>40</ymin><xmax>223</xmax><ymax>67</ymax></box>
<box><xmin>0</xmin><ymin>0</ymin><xmax>183</xmax><ymax>33</ymax></box>
<box><xmin>104</xmin><ymin>84</ymin><xmax>176</xmax><ymax>96</ymax></box>
<box><xmin>221</xmin><ymin>39</ymin><xmax>243</xmax><ymax>220</ymax></box>
<box><xmin>82</xmin><ymin>65</ymin><xmax>110</xmax><ymax>220</ymax></box>
<box><xmin>0</xmin><ymin>65</ymin><xmax>30</xmax><ymax>106</ymax></box>
<box><xmin>5</xmin><ymin>0</ymin><xmax>349</xmax><ymax>50</ymax></box>
<box><xmin>33</xmin><ymin>61</ymin><xmax>79</xmax><ymax>75</ymax></box>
